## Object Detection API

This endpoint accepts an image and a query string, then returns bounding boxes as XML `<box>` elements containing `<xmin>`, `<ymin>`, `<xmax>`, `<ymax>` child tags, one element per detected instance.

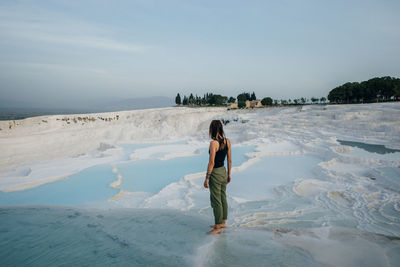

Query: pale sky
<box><xmin>1</xmin><ymin>0</ymin><xmax>399</xmax><ymax>107</ymax></box>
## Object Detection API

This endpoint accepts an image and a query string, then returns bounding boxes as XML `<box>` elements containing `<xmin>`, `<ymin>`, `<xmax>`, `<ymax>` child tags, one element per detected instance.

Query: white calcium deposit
<box><xmin>1</xmin><ymin>102</ymin><xmax>400</xmax><ymax>266</ymax></box>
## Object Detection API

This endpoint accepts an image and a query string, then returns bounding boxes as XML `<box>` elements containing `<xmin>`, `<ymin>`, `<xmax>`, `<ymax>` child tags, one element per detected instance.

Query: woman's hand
<box><xmin>204</xmin><ymin>178</ymin><xmax>209</xmax><ymax>188</ymax></box>
<box><xmin>227</xmin><ymin>175</ymin><xmax>231</xmax><ymax>184</ymax></box>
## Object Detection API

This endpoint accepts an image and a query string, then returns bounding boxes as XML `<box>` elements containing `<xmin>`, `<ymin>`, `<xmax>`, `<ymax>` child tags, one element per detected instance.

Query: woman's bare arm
<box><xmin>204</xmin><ymin>141</ymin><xmax>218</xmax><ymax>188</ymax></box>
<box><xmin>227</xmin><ymin>138</ymin><xmax>232</xmax><ymax>183</ymax></box>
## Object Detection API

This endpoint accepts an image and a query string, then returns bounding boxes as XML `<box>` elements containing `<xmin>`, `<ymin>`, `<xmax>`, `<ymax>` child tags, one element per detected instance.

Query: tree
<box><xmin>250</xmin><ymin>92</ymin><xmax>256</xmax><ymax>100</ymax></box>
<box><xmin>182</xmin><ymin>96</ymin><xmax>188</xmax><ymax>105</ymax></box>
<box><xmin>237</xmin><ymin>92</ymin><xmax>252</xmax><ymax>102</ymax></box>
<box><xmin>261</xmin><ymin>97</ymin><xmax>273</xmax><ymax>106</ymax></box>
<box><xmin>394</xmin><ymin>82</ymin><xmax>400</xmax><ymax>98</ymax></box>
<box><xmin>195</xmin><ymin>95</ymin><xmax>201</xmax><ymax>105</ymax></box>
<box><xmin>238</xmin><ymin>101</ymin><xmax>246</xmax><ymax>108</ymax></box>
<box><xmin>311</xmin><ymin>97</ymin><xmax>319</xmax><ymax>104</ymax></box>
<box><xmin>189</xmin><ymin>93</ymin><xmax>194</xmax><ymax>105</ymax></box>
<box><xmin>208</xmin><ymin>94</ymin><xmax>226</xmax><ymax>105</ymax></box>
<box><xmin>228</xmin><ymin>97</ymin><xmax>236</xmax><ymax>103</ymax></box>
<box><xmin>320</xmin><ymin>97</ymin><xmax>327</xmax><ymax>103</ymax></box>
<box><xmin>300</xmin><ymin>97</ymin><xmax>306</xmax><ymax>104</ymax></box>
<box><xmin>237</xmin><ymin>93</ymin><xmax>247</xmax><ymax>102</ymax></box>
<box><xmin>327</xmin><ymin>76</ymin><xmax>400</xmax><ymax>103</ymax></box>
<box><xmin>175</xmin><ymin>93</ymin><xmax>181</xmax><ymax>105</ymax></box>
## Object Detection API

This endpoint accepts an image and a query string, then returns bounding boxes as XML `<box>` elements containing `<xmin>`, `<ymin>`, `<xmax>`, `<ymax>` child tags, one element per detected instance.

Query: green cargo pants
<box><xmin>209</xmin><ymin>166</ymin><xmax>228</xmax><ymax>225</ymax></box>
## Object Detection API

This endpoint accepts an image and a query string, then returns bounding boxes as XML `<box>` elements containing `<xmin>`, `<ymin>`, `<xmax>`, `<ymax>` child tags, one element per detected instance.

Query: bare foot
<box><xmin>207</xmin><ymin>228</ymin><xmax>222</xmax><ymax>235</ymax></box>
<box><xmin>209</xmin><ymin>224</ymin><xmax>226</xmax><ymax>228</ymax></box>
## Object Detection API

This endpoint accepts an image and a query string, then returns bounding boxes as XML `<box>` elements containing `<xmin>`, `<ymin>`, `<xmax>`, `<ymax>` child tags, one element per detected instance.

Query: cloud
<box><xmin>0</xmin><ymin>5</ymin><xmax>147</xmax><ymax>53</ymax></box>
<box><xmin>0</xmin><ymin>61</ymin><xmax>108</xmax><ymax>74</ymax></box>
<box><xmin>2</xmin><ymin>30</ymin><xmax>146</xmax><ymax>52</ymax></box>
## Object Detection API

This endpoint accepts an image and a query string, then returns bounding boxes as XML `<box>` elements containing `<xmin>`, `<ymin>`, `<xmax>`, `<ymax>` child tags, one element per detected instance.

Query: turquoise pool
<box><xmin>0</xmin><ymin>145</ymin><xmax>254</xmax><ymax>206</ymax></box>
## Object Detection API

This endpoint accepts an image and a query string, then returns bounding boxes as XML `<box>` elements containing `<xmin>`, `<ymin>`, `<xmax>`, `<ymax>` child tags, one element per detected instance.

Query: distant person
<box><xmin>204</xmin><ymin>120</ymin><xmax>232</xmax><ymax>234</ymax></box>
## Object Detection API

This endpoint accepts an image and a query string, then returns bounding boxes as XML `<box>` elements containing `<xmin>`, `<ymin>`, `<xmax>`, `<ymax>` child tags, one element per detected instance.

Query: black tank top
<box><xmin>210</xmin><ymin>139</ymin><xmax>228</xmax><ymax>168</ymax></box>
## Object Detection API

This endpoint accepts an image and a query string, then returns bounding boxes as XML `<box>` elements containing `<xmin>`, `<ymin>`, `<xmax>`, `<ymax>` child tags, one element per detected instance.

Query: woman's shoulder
<box><xmin>210</xmin><ymin>140</ymin><xmax>219</xmax><ymax>146</ymax></box>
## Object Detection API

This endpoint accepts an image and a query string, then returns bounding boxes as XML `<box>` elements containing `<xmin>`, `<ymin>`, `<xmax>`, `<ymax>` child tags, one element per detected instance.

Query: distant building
<box><xmin>246</xmin><ymin>100</ymin><xmax>262</xmax><ymax>108</ymax></box>
<box><xmin>229</xmin><ymin>102</ymin><xmax>238</xmax><ymax>109</ymax></box>
<box><xmin>229</xmin><ymin>100</ymin><xmax>262</xmax><ymax>109</ymax></box>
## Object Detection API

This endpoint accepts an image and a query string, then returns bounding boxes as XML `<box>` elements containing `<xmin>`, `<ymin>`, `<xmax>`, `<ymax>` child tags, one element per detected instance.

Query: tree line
<box><xmin>175</xmin><ymin>76</ymin><xmax>400</xmax><ymax>108</ymax></box>
<box><xmin>175</xmin><ymin>91</ymin><xmax>328</xmax><ymax>107</ymax></box>
<box><xmin>260</xmin><ymin>97</ymin><xmax>327</xmax><ymax>106</ymax></box>
<box><xmin>327</xmin><ymin>76</ymin><xmax>400</xmax><ymax>103</ymax></box>
<box><xmin>175</xmin><ymin>92</ymin><xmax>257</xmax><ymax>106</ymax></box>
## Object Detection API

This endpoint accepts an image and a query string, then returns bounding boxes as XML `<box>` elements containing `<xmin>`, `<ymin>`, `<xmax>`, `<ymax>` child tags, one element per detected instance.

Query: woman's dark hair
<box><xmin>209</xmin><ymin>120</ymin><xmax>226</xmax><ymax>150</ymax></box>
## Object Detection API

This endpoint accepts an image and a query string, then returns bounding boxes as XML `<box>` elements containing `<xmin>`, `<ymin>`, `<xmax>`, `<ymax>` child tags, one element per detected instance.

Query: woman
<box><xmin>204</xmin><ymin>120</ymin><xmax>232</xmax><ymax>234</ymax></box>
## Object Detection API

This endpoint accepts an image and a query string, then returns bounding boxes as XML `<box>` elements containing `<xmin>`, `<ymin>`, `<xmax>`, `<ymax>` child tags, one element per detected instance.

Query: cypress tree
<box><xmin>175</xmin><ymin>93</ymin><xmax>181</xmax><ymax>105</ymax></box>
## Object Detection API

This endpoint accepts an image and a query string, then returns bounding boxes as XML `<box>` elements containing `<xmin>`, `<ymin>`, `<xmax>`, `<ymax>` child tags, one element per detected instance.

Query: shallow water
<box><xmin>1</xmin><ymin>206</ymin><xmax>398</xmax><ymax>267</ymax></box>
<box><xmin>229</xmin><ymin>154</ymin><xmax>322</xmax><ymax>201</ymax></box>
<box><xmin>0</xmin><ymin>164</ymin><xmax>119</xmax><ymax>206</ymax></box>
<box><xmin>0</xmin><ymin>146</ymin><xmax>254</xmax><ymax>206</ymax></box>
<box><xmin>338</xmin><ymin>140</ymin><xmax>400</xmax><ymax>154</ymax></box>
<box><xmin>119</xmin><ymin>146</ymin><xmax>253</xmax><ymax>193</ymax></box>
<box><xmin>0</xmin><ymin>206</ymin><xmax>210</xmax><ymax>266</ymax></box>
<box><xmin>198</xmin><ymin>228</ymin><xmax>321</xmax><ymax>267</ymax></box>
